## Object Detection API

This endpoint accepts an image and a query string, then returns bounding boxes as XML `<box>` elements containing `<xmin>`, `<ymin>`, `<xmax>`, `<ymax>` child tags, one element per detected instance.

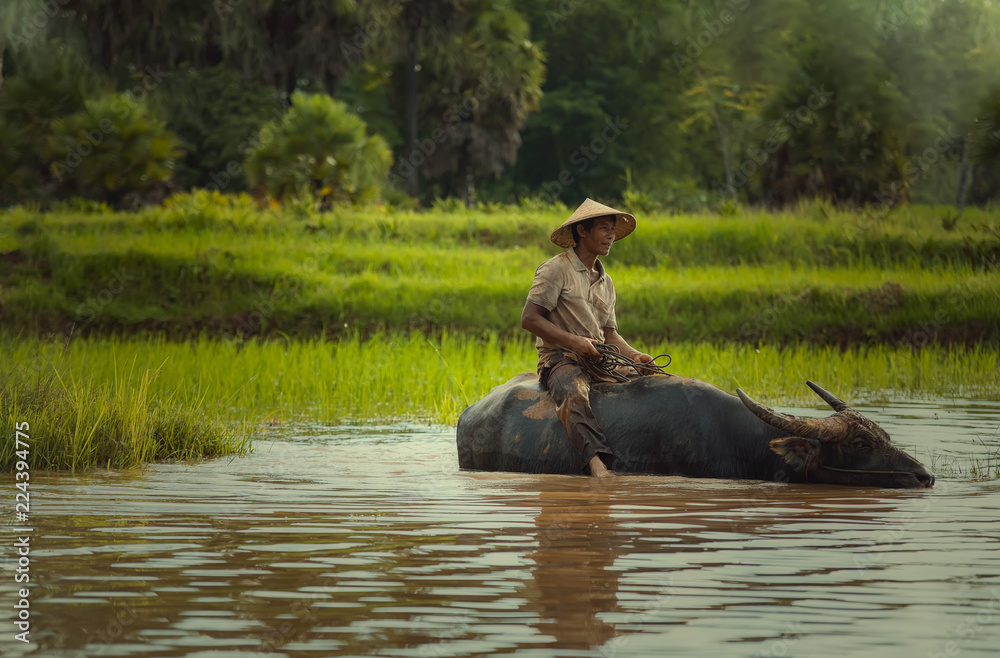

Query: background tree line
<box><xmin>1</xmin><ymin>0</ymin><xmax>998</xmax><ymax>211</ymax></box>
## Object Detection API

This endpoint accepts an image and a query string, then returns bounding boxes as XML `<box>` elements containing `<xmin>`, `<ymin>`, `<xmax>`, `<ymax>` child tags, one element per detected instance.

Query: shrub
<box><xmin>245</xmin><ymin>92</ymin><xmax>392</xmax><ymax>205</ymax></box>
<box><xmin>0</xmin><ymin>41</ymin><xmax>110</xmax><ymax>205</ymax></box>
<box><xmin>0</xmin><ymin>40</ymin><xmax>106</xmax><ymax>126</ymax></box>
<box><xmin>158</xmin><ymin>189</ymin><xmax>274</xmax><ymax>230</ymax></box>
<box><xmin>44</xmin><ymin>93</ymin><xmax>183</xmax><ymax>208</ymax></box>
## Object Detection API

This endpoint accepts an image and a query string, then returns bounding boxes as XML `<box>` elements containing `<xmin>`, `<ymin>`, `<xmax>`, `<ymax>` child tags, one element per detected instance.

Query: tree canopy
<box><xmin>1</xmin><ymin>0</ymin><xmax>998</xmax><ymax>208</ymax></box>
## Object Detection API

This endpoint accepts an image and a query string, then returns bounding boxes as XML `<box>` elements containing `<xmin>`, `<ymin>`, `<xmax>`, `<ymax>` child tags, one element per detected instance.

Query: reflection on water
<box><xmin>1</xmin><ymin>400</ymin><xmax>1000</xmax><ymax>657</ymax></box>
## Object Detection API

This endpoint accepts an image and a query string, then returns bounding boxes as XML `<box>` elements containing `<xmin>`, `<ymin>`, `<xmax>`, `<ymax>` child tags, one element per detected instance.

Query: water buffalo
<box><xmin>456</xmin><ymin>373</ymin><xmax>934</xmax><ymax>488</ymax></box>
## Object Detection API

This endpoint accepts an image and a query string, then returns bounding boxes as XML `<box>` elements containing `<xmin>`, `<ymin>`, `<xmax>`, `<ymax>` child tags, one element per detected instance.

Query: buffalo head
<box><xmin>737</xmin><ymin>381</ymin><xmax>935</xmax><ymax>489</ymax></box>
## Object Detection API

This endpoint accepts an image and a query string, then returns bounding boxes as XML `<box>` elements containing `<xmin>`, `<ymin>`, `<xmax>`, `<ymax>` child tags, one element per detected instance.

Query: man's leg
<box><xmin>541</xmin><ymin>359</ymin><xmax>615</xmax><ymax>476</ymax></box>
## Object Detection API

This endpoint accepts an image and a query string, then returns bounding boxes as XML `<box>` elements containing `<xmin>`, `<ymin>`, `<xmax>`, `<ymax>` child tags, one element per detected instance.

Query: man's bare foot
<box><xmin>588</xmin><ymin>454</ymin><xmax>614</xmax><ymax>477</ymax></box>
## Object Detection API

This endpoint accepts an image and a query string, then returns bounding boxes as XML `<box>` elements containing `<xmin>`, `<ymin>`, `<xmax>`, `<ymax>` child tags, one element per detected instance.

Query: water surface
<box><xmin>2</xmin><ymin>398</ymin><xmax>1000</xmax><ymax>657</ymax></box>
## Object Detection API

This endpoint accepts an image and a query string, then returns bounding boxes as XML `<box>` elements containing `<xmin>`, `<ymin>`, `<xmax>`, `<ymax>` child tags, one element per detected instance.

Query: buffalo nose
<box><xmin>917</xmin><ymin>470</ymin><xmax>935</xmax><ymax>488</ymax></box>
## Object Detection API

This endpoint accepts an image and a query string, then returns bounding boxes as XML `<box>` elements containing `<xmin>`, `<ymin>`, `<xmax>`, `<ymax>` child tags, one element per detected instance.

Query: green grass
<box><xmin>1</xmin><ymin>201</ymin><xmax>997</xmax><ymax>344</ymax></box>
<box><xmin>3</xmin><ymin>332</ymin><xmax>997</xmax><ymax>472</ymax></box>
<box><xmin>1</xmin><ymin>351</ymin><xmax>252</xmax><ymax>472</ymax></box>
<box><xmin>4</xmin><ymin>198</ymin><xmax>997</xmax><ymax>267</ymax></box>
<box><xmin>935</xmin><ymin>455</ymin><xmax>1000</xmax><ymax>482</ymax></box>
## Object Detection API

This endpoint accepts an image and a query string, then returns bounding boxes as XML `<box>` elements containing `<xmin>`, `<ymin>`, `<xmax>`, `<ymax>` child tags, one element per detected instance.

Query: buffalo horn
<box><xmin>806</xmin><ymin>380</ymin><xmax>849</xmax><ymax>412</ymax></box>
<box><xmin>737</xmin><ymin>388</ymin><xmax>848</xmax><ymax>440</ymax></box>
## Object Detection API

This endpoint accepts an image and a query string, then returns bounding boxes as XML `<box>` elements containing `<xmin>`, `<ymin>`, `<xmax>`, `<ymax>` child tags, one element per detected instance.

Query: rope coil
<box><xmin>588</xmin><ymin>343</ymin><xmax>673</xmax><ymax>382</ymax></box>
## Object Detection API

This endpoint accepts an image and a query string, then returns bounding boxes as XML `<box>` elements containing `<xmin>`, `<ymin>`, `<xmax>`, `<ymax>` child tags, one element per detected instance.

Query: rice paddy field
<box><xmin>1</xmin><ymin>195</ymin><xmax>998</xmax><ymax>470</ymax></box>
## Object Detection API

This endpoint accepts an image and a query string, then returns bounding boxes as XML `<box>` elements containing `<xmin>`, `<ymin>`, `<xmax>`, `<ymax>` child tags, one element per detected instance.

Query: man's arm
<box><xmin>521</xmin><ymin>301</ymin><xmax>601</xmax><ymax>360</ymax></box>
<box><xmin>603</xmin><ymin>327</ymin><xmax>653</xmax><ymax>364</ymax></box>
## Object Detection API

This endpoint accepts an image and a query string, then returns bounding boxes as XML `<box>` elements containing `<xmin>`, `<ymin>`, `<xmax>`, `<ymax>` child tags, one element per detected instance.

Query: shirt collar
<box><xmin>567</xmin><ymin>248</ymin><xmax>605</xmax><ymax>280</ymax></box>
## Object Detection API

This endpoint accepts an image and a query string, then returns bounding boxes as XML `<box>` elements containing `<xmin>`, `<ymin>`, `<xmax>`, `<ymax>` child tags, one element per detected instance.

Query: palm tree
<box><xmin>413</xmin><ymin>0</ymin><xmax>544</xmax><ymax>205</ymax></box>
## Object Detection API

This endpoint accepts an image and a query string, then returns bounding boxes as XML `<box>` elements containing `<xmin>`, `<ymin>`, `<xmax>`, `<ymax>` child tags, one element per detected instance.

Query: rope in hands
<box><xmin>588</xmin><ymin>343</ymin><xmax>673</xmax><ymax>382</ymax></box>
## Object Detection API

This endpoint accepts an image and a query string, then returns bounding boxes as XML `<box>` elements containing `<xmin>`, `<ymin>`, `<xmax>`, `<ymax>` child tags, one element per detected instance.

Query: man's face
<box><xmin>578</xmin><ymin>217</ymin><xmax>617</xmax><ymax>256</ymax></box>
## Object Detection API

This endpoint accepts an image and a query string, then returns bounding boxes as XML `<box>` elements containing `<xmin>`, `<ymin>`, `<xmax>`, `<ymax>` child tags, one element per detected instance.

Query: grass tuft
<box><xmin>1</xmin><ymin>356</ymin><xmax>252</xmax><ymax>472</ymax></box>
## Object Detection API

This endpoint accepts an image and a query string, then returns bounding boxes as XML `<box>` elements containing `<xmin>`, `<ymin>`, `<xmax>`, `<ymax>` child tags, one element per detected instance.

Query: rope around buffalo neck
<box><xmin>819</xmin><ymin>465</ymin><xmax>919</xmax><ymax>476</ymax></box>
<box><xmin>588</xmin><ymin>343</ymin><xmax>673</xmax><ymax>382</ymax></box>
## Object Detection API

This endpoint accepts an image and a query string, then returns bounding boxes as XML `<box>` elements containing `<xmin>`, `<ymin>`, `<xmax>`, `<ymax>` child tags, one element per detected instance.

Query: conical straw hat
<box><xmin>550</xmin><ymin>198</ymin><xmax>637</xmax><ymax>248</ymax></box>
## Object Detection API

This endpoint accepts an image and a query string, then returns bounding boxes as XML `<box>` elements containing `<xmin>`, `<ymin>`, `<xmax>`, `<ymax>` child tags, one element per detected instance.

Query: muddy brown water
<box><xmin>2</xmin><ymin>399</ymin><xmax>1000</xmax><ymax>657</ymax></box>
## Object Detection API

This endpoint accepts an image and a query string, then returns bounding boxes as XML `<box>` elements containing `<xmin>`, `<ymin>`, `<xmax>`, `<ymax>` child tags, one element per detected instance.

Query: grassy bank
<box><xmin>1</xmin><ymin>354</ymin><xmax>251</xmax><ymax>472</ymax></box>
<box><xmin>1</xmin><ymin>199</ymin><xmax>997</xmax><ymax>345</ymax></box>
<box><xmin>2</xmin><ymin>198</ymin><xmax>998</xmax><ymax>471</ymax></box>
<box><xmin>6</xmin><ymin>197</ymin><xmax>996</xmax><ymax>267</ymax></box>
<box><xmin>4</xmin><ymin>331</ymin><xmax>998</xmax><ymax>471</ymax></box>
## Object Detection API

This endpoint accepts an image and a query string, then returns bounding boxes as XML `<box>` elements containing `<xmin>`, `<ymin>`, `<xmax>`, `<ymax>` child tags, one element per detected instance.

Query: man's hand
<box><xmin>568</xmin><ymin>335</ymin><xmax>601</xmax><ymax>360</ymax></box>
<box><xmin>522</xmin><ymin>302</ymin><xmax>601</xmax><ymax>361</ymax></box>
<box><xmin>602</xmin><ymin>327</ymin><xmax>654</xmax><ymax>367</ymax></box>
<box><xmin>633</xmin><ymin>352</ymin><xmax>654</xmax><ymax>375</ymax></box>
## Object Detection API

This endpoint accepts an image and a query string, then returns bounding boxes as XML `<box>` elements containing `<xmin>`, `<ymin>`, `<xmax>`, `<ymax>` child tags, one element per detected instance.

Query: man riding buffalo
<box><xmin>520</xmin><ymin>199</ymin><xmax>659</xmax><ymax>478</ymax></box>
<box><xmin>460</xmin><ymin>200</ymin><xmax>933</xmax><ymax>487</ymax></box>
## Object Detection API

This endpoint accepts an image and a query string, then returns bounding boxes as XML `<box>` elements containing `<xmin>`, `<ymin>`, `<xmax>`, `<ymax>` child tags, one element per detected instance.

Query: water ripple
<box><xmin>2</xmin><ymin>405</ymin><xmax>1000</xmax><ymax>656</ymax></box>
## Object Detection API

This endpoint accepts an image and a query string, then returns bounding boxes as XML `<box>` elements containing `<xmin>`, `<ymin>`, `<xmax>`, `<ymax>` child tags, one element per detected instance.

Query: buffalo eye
<box><xmin>853</xmin><ymin>438</ymin><xmax>870</xmax><ymax>451</ymax></box>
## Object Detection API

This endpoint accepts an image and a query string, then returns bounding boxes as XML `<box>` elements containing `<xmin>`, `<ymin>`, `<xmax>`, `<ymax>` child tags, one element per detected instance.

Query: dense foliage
<box><xmin>44</xmin><ymin>93</ymin><xmax>182</xmax><ymax>207</ymax></box>
<box><xmin>0</xmin><ymin>0</ymin><xmax>998</xmax><ymax>208</ymax></box>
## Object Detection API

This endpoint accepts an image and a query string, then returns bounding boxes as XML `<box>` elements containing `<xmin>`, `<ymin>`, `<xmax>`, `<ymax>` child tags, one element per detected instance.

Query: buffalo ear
<box><xmin>769</xmin><ymin>437</ymin><xmax>822</xmax><ymax>470</ymax></box>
